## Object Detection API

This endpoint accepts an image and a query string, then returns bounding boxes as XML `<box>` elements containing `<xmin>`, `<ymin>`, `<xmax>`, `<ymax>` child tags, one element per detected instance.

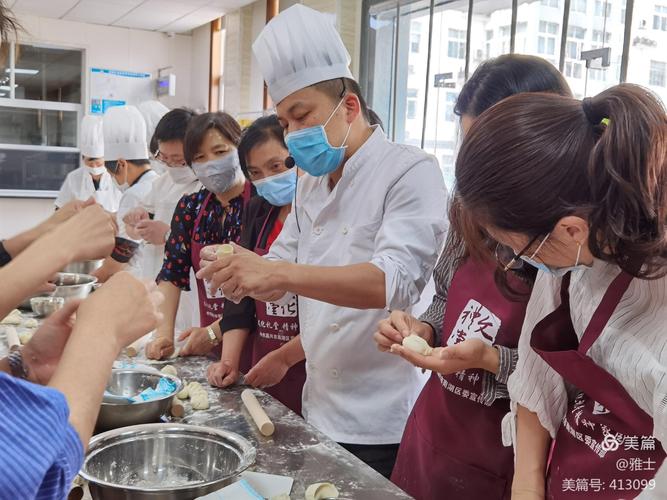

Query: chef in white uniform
<box><xmin>93</xmin><ymin>105</ymin><xmax>159</xmax><ymax>282</ymax></box>
<box><xmin>197</xmin><ymin>5</ymin><xmax>448</xmax><ymax>478</ymax></box>
<box><xmin>125</xmin><ymin>108</ymin><xmax>202</xmax><ymax>333</ymax></box>
<box><xmin>55</xmin><ymin>115</ymin><xmax>121</xmax><ymax>212</ymax></box>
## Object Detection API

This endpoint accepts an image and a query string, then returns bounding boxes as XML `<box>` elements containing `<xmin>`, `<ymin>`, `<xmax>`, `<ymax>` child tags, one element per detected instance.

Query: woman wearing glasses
<box><xmin>375</xmin><ymin>55</ymin><xmax>572</xmax><ymax>500</ymax></box>
<box><xmin>455</xmin><ymin>83</ymin><xmax>667</xmax><ymax>499</ymax></box>
<box><xmin>123</xmin><ymin>108</ymin><xmax>202</xmax><ymax>335</ymax></box>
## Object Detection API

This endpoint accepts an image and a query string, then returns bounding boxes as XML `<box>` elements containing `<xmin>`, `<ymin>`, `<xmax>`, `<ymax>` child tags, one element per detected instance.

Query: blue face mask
<box><xmin>520</xmin><ymin>236</ymin><xmax>586</xmax><ymax>277</ymax></box>
<box><xmin>253</xmin><ymin>169</ymin><xmax>297</xmax><ymax>207</ymax></box>
<box><xmin>284</xmin><ymin>98</ymin><xmax>352</xmax><ymax>177</ymax></box>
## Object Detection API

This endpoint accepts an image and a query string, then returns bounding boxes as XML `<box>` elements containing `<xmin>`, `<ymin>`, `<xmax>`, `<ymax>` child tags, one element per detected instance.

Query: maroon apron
<box><xmin>531</xmin><ymin>271</ymin><xmax>665</xmax><ymax>499</ymax></box>
<box><xmin>251</xmin><ymin>207</ymin><xmax>306</xmax><ymax>415</ymax></box>
<box><xmin>392</xmin><ymin>258</ymin><xmax>529</xmax><ymax>500</ymax></box>
<box><xmin>190</xmin><ymin>189</ymin><xmax>251</xmax><ymax>370</ymax></box>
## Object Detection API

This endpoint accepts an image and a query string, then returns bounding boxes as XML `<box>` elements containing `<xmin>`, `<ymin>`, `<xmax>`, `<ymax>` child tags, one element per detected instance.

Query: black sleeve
<box><xmin>219</xmin><ymin>297</ymin><xmax>256</xmax><ymax>333</ymax></box>
<box><xmin>0</xmin><ymin>241</ymin><xmax>11</xmax><ymax>267</ymax></box>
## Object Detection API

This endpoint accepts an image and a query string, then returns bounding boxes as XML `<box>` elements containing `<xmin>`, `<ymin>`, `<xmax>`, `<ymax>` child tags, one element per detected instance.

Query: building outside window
<box><xmin>649</xmin><ymin>60</ymin><xmax>666</xmax><ymax>86</ymax></box>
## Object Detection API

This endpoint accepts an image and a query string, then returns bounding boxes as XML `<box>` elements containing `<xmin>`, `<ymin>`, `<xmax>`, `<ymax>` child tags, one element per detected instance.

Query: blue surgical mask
<box><xmin>192</xmin><ymin>152</ymin><xmax>242</xmax><ymax>194</ymax></box>
<box><xmin>520</xmin><ymin>237</ymin><xmax>586</xmax><ymax>277</ymax></box>
<box><xmin>253</xmin><ymin>169</ymin><xmax>297</xmax><ymax>206</ymax></box>
<box><xmin>284</xmin><ymin>98</ymin><xmax>352</xmax><ymax>177</ymax></box>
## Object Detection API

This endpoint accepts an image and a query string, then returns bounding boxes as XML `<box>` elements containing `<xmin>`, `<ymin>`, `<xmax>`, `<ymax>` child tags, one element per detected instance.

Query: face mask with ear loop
<box><xmin>106</xmin><ymin>160</ymin><xmax>130</xmax><ymax>192</ymax></box>
<box><xmin>520</xmin><ymin>233</ymin><xmax>588</xmax><ymax>277</ymax></box>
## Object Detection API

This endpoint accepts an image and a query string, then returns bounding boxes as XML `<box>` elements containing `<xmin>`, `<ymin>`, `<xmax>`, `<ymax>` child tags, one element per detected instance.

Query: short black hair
<box><xmin>455</xmin><ymin>54</ymin><xmax>572</xmax><ymax>118</ymax></box>
<box><xmin>311</xmin><ymin>77</ymin><xmax>370</xmax><ymax>124</ymax></box>
<box><xmin>183</xmin><ymin>112</ymin><xmax>242</xmax><ymax>166</ymax></box>
<box><xmin>366</xmin><ymin>108</ymin><xmax>384</xmax><ymax>130</ymax></box>
<box><xmin>104</xmin><ymin>158</ymin><xmax>150</xmax><ymax>173</ymax></box>
<box><xmin>153</xmin><ymin>108</ymin><xmax>197</xmax><ymax>146</ymax></box>
<box><xmin>237</xmin><ymin>115</ymin><xmax>286</xmax><ymax>178</ymax></box>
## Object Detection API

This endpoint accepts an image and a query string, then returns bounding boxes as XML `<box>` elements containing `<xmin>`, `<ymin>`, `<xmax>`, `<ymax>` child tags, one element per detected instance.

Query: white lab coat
<box><xmin>267</xmin><ymin>126</ymin><xmax>449</xmax><ymax>444</ymax></box>
<box><xmin>54</xmin><ymin>167</ymin><xmax>121</xmax><ymax>213</ymax></box>
<box><xmin>116</xmin><ymin>169</ymin><xmax>160</xmax><ymax>279</ymax></box>
<box><xmin>140</xmin><ymin>173</ymin><xmax>202</xmax><ymax>333</ymax></box>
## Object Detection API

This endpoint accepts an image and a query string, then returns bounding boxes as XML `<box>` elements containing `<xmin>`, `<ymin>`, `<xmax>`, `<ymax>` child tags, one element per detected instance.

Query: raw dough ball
<box><xmin>305</xmin><ymin>482</ymin><xmax>339</xmax><ymax>500</ymax></box>
<box><xmin>402</xmin><ymin>334</ymin><xmax>433</xmax><ymax>356</ymax></box>
<box><xmin>23</xmin><ymin>318</ymin><xmax>38</xmax><ymax>328</ymax></box>
<box><xmin>176</xmin><ymin>381</ymin><xmax>189</xmax><ymax>400</ymax></box>
<box><xmin>161</xmin><ymin>365</ymin><xmax>177</xmax><ymax>376</ymax></box>
<box><xmin>191</xmin><ymin>393</ymin><xmax>209</xmax><ymax>410</ymax></box>
<box><xmin>1</xmin><ymin>310</ymin><xmax>21</xmax><ymax>325</ymax></box>
<box><xmin>186</xmin><ymin>381</ymin><xmax>203</xmax><ymax>393</ymax></box>
<box><xmin>270</xmin><ymin>495</ymin><xmax>291</xmax><ymax>500</ymax></box>
<box><xmin>19</xmin><ymin>332</ymin><xmax>33</xmax><ymax>345</ymax></box>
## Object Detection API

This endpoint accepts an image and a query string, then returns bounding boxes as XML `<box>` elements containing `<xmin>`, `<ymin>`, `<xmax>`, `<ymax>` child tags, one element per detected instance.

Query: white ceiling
<box><xmin>8</xmin><ymin>0</ymin><xmax>255</xmax><ymax>34</ymax></box>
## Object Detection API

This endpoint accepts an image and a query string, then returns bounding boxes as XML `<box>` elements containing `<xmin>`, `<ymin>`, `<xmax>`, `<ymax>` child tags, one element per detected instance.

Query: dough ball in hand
<box><xmin>402</xmin><ymin>334</ymin><xmax>433</xmax><ymax>356</ymax></box>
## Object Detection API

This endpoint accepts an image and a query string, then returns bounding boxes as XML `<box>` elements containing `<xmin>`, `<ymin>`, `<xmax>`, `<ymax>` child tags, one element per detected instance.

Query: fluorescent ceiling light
<box><xmin>5</xmin><ymin>68</ymin><xmax>39</xmax><ymax>75</ymax></box>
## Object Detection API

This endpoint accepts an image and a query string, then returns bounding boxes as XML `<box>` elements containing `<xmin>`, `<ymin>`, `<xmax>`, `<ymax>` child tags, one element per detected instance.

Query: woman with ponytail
<box><xmin>455</xmin><ymin>84</ymin><xmax>667</xmax><ymax>499</ymax></box>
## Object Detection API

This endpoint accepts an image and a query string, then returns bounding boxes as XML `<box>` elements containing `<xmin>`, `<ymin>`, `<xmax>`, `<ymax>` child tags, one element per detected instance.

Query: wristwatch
<box><xmin>207</xmin><ymin>326</ymin><xmax>220</xmax><ymax>346</ymax></box>
<box><xmin>8</xmin><ymin>349</ymin><xmax>28</xmax><ymax>380</ymax></box>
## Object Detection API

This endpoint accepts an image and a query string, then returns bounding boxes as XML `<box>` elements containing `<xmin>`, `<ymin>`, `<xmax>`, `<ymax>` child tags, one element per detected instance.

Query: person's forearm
<box><xmin>48</xmin><ymin>323</ymin><xmax>120</xmax><ymax>448</ymax></box>
<box><xmin>94</xmin><ymin>257</ymin><xmax>126</xmax><ymax>283</ymax></box>
<box><xmin>2</xmin><ymin>223</ymin><xmax>47</xmax><ymax>258</ymax></box>
<box><xmin>155</xmin><ymin>281</ymin><xmax>181</xmax><ymax>341</ymax></box>
<box><xmin>0</xmin><ymin>231</ymin><xmax>71</xmax><ymax>319</ymax></box>
<box><xmin>512</xmin><ymin>404</ymin><xmax>550</xmax><ymax>498</ymax></box>
<box><xmin>274</xmin><ymin>335</ymin><xmax>305</xmax><ymax>368</ymax></box>
<box><xmin>220</xmin><ymin>328</ymin><xmax>249</xmax><ymax>367</ymax></box>
<box><xmin>273</xmin><ymin>262</ymin><xmax>386</xmax><ymax>309</ymax></box>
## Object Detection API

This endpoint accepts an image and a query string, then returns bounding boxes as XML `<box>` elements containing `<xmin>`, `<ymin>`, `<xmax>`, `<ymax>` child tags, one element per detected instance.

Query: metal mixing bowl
<box><xmin>97</xmin><ymin>369</ymin><xmax>183</xmax><ymax>431</ymax></box>
<box><xmin>81</xmin><ymin>423</ymin><xmax>256</xmax><ymax>500</ymax></box>
<box><xmin>62</xmin><ymin>259</ymin><xmax>104</xmax><ymax>275</ymax></box>
<box><xmin>53</xmin><ymin>272</ymin><xmax>97</xmax><ymax>302</ymax></box>
<box><xmin>30</xmin><ymin>296</ymin><xmax>65</xmax><ymax>317</ymax></box>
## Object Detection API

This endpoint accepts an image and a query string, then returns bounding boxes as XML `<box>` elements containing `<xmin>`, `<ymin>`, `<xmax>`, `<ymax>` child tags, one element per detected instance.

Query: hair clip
<box><xmin>600</xmin><ymin>118</ymin><xmax>610</xmax><ymax>127</ymax></box>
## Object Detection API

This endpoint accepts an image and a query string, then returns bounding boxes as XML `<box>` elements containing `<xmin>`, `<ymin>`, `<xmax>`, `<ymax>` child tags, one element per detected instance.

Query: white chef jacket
<box><xmin>140</xmin><ymin>173</ymin><xmax>202</xmax><ymax>332</ymax></box>
<box><xmin>267</xmin><ymin>126</ymin><xmax>449</xmax><ymax>444</ymax></box>
<box><xmin>54</xmin><ymin>167</ymin><xmax>121</xmax><ymax>213</ymax></box>
<box><xmin>116</xmin><ymin>169</ymin><xmax>160</xmax><ymax>279</ymax></box>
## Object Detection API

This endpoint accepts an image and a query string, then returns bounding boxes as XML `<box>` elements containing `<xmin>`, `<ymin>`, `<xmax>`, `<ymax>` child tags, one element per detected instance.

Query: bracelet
<box><xmin>8</xmin><ymin>349</ymin><xmax>28</xmax><ymax>380</ymax></box>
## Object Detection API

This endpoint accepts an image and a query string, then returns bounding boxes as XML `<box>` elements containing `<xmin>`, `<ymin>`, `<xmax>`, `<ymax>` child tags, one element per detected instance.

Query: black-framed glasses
<box><xmin>495</xmin><ymin>235</ymin><xmax>540</xmax><ymax>272</ymax></box>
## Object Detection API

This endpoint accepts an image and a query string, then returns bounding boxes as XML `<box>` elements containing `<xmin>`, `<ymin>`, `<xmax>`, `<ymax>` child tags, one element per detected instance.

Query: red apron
<box><xmin>251</xmin><ymin>207</ymin><xmax>306</xmax><ymax>415</ymax></box>
<box><xmin>392</xmin><ymin>258</ymin><xmax>529</xmax><ymax>500</ymax></box>
<box><xmin>531</xmin><ymin>271</ymin><xmax>665</xmax><ymax>499</ymax></box>
<box><xmin>190</xmin><ymin>189</ymin><xmax>251</xmax><ymax>370</ymax></box>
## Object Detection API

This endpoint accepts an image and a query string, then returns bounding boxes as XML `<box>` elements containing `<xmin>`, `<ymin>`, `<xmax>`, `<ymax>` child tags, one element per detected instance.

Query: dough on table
<box><xmin>1</xmin><ymin>310</ymin><xmax>22</xmax><ymax>325</ymax></box>
<box><xmin>23</xmin><ymin>318</ymin><xmax>38</xmax><ymax>328</ymax></box>
<box><xmin>305</xmin><ymin>482</ymin><xmax>339</xmax><ymax>500</ymax></box>
<box><xmin>161</xmin><ymin>365</ymin><xmax>178</xmax><ymax>376</ymax></box>
<box><xmin>186</xmin><ymin>381</ymin><xmax>203</xmax><ymax>393</ymax></box>
<box><xmin>177</xmin><ymin>381</ymin><xmax>189</xmax><ymax>400</ymax></box>
<box><xmin>270</xmin><ymin>495</ymin><xmax>291</xmax><ymax>500</ymax></box>
<box><xmin>191</xmin><ymin>393</ymin><xmax>209</xmax><ymax>410</ymax></box>
<box><xmin>402</xmin><ymin>334</ymin><xmax>433</xmax><ymax>356</ymax></box>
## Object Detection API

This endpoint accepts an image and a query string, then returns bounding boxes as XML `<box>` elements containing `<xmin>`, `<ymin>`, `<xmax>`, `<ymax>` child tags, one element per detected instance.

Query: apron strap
<box><xmin>578</xmin><ymin>269</ymin><xmax>634</xmax><ymax>354</ymax></box>
<box><xmin>192</xmin><ymin>191</ymin><xmax>214</xmax><ymax>235</ymax></box>
<box><xmin>256</xmin><ymin>206</ymin><xmax>276</xmax><ymax>252</ymax></box>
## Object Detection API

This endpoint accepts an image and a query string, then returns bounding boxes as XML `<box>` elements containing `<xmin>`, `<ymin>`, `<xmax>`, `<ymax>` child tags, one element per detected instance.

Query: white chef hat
<box><xmin>103</xmin><ymin>105</ymin><xmax>149</xmax><ymax>161</ymax></box>
<box><xmin>138</xmin><ymin>100</ymin><xmax>169</xmax><ymax>147</ymax></box>
<box><xmin>80</xmin><ymin>115</ymin><xmax>104</xmax><ymax>158</ymax></box>
<box><xmin>252</xmin><ymin>4</ymin><xmax>353</xmax><ymax>104</ymax></box>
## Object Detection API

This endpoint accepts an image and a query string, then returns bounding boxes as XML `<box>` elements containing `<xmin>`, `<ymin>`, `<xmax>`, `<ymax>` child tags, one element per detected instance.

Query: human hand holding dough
<box><xmin>398</xmin><ymin>334</ymin><xmax>433</xmax><ymax>355</ymax></box>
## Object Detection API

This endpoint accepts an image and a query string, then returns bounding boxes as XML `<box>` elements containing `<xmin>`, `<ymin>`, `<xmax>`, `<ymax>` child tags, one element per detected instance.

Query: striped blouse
<box><xmin>0</xmin><ymin>372</ymin><xmax>83</xmax><ymax>499</ymax></box>
<box><xmin>507</xmin><ymin>259</ymin><xmax>667</xmax><ymax>496</ymax></box>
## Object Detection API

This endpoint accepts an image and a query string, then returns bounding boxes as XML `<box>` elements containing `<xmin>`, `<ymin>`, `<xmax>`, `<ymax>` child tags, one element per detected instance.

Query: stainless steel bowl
<box><xmin>81</xmin><ymin>423</ymin><xmax>256</xmax><ymax>500</ymax></box>
<box><xmin>97</xmin><ymin>369</ymin><xmax>183</xmax><ymax>431</ymax></box>
<box><xmin>30</xmin><ymin>296</ymin><xmax>65</xmax><ymax>317</ymax></box>
<box><xmin>53</xmin><ymin>272</ymin><xmax>97</xmax><ymax>302</ymax></box>
<box><xmin>62</xmin><ymin>259</ymin><xmax>104</xmax><ymax>275</ymax></box>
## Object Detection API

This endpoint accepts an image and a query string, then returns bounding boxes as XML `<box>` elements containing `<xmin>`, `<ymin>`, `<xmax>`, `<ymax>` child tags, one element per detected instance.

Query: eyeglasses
<box><xmin>155</xmin><ymin>151</ymin><xmax>186</xmax><ymax>168</ymax></box>
<box><xmin>495</xmin><ymin>233</ymin><xmax>550</xmax><ymax>272</ymax></box>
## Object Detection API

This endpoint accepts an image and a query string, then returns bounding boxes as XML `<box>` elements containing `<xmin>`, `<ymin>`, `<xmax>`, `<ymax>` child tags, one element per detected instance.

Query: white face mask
<box><xmin>191</xmin><ymin>152</ymin><xmax>242</xmax><ymax>194</ymax></box>
<box><xmin>111</xmin><ymin>163</ymin><xmax>129</xmax><ymax>192</ymax></box>
<box><xmin>167</xmin><ymin>165</ymin><xmax>197</xmax><ymax>185</ymax></box>
<box><xmin>85</xmin><ymin>165</ymin><xmax>107</xmax><ymax>176</ymax></box>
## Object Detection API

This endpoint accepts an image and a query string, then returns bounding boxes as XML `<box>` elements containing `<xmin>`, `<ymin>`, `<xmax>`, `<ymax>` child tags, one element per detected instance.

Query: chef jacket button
<box><xmin>341</xmin><ymin>226</ymin><xmax>348</xmax><ymax>235</ymax></box>
<box><xmin>330</xmin><ymin>323</ymin><xmax>340</xmax><ymax>332</ymax></box>
<box><xmin>330</xmin><ymin>368</ymin><xmax>339</xmax><ymax>378</ymax></box>
<box><xmin>314</xmin><ymin>226</ymin><xmax>323</xmax><ymax>235</ymax></box>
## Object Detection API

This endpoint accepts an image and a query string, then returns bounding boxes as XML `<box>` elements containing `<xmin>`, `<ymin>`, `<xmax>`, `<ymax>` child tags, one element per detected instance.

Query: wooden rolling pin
<box><xmin>5</xmin><ymin>327</ymin><xmax>20</xmax><ymax>351</ymax></box>
<box><xmin>241</xmin><ymin>389</ymin><xmax>275</xmax><ymax>436</ymax></box>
